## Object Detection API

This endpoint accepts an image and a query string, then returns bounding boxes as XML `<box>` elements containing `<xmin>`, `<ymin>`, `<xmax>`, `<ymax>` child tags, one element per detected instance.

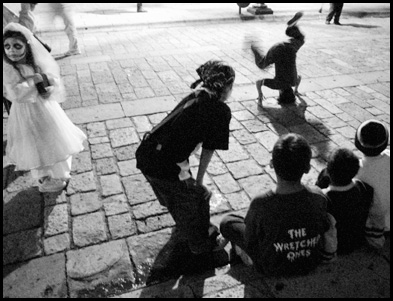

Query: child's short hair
<box><xmin>327</xmin><ymin>148</ymin><xmax>359</xmax><ymax>186</ymax></box>
<box><xmin>272</xmin><ymin>133</ymin><xmax>311</xmax><ymax>181</ymax></box>
<box><xmin>355</xmin><ymin>120</ymin><xmax>389</xmax><ymax>157</ymax></box>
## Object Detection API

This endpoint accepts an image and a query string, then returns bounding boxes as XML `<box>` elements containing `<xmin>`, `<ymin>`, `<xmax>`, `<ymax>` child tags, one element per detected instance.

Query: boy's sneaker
<box><xmin>213</xmin><ymin>234</ymin><xmax>229</xmax><ymax>252</ymax></box>
<box><xmin>287</xmin><ymin>11</ymin><xmax>304</xmax><ymax>27</ymax></box>
<box><xmin>39</xmin><ymin>177</ymin><xmax>66</xmax><ymax>193</ymax></box>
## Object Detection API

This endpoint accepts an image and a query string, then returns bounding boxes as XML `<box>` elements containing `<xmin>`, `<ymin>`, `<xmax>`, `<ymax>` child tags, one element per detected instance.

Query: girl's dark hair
<box><xmin>3</xmin><ymin>30</ymin><xmax>38</xmax><ymax>77</ymax></box>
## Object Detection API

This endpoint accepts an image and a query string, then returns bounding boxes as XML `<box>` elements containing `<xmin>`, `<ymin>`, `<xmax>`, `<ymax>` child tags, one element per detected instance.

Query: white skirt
<box><xmin>6</xmin><ymin>98</ymin><xmax>86</xmax><ymax>177</ymax></box>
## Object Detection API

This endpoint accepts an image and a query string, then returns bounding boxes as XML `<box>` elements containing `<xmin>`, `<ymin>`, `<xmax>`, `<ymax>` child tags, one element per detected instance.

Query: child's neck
<box><xmin>274</xmin><ymin>178</ymin><xmax>304</xmax><ymax>194</ymax></box>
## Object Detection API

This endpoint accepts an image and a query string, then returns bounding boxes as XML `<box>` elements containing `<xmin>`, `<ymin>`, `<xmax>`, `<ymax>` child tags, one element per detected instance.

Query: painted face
<box><xmin>4</xmin><ymin>37</ymin><xmax>27</xmax><ymax>62</ymax></box>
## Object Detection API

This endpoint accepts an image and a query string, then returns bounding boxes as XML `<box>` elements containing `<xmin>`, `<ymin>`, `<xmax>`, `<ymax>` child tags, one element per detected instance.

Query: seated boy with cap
<box><xmin>355</xmin><ymin>119</ymin><xmax>390</xmax><ymax>249</ymax></box>
<box><xmin>316</xmin><ymin>148</ymin><xmax>374</xmax><ymax>254</ymax></box>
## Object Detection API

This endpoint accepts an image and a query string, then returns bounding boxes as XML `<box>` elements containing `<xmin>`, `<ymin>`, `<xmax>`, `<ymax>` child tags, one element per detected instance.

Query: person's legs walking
<box><xmin>326</xmin><ymin>3</ymin><xmax>335</xmax><ymax>24</ymax></box>
<box><xmin>19</xmin><ymin>3</ymin><xmax>36</xmax><ymax>33</ymax></box>
<box><xmin>137</xmin><ymin>3</ymin><xmax>147</xmax><ymax>13</ymax></box>
<box><xmin>60</xmin><ymin>4</ymin><xmax>80</xmax><ymax>55</ymax></box>
<box><xmin>333</xmin><ymin>3</ymin><xmax>344</xmax><ymax>25</ymax></box>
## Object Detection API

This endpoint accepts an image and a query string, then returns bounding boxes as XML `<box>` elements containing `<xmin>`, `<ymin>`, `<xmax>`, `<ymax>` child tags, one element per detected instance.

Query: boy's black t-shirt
<box><xmin>325</xmin><ymin>179</ymin><xmax>373</xmax><ymax>254</ymax></box>
<box><xmin>244</xmin><ymin>186</ymin><xmax>330</xmax><ymax>276</ymax></box>
<box><xmin>146</xmin><ymin>90</ymin><xmax>231</xmax><ymax>180</ymax></box>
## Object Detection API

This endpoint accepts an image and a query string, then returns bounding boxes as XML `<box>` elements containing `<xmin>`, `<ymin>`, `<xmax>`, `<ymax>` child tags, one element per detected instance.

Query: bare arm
<box><xmin>196</xmin><ymin>148</ymin><xmax>214</xmax><ymax>185</ymax></box>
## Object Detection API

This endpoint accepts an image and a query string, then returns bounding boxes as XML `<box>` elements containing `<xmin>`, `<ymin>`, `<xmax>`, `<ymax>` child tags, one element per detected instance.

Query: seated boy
<box><xmin>355</xmin><ymin>120</ymin><xmax>390</xmax><ymax>248</ymax></box>
<box><xmin>316</xmin><ymin>148</ymin><xmax>374</xmax><ymax>254</ymax></box>
<box><xmin>220</xmin><ymin>133</ymin><xmax>336</xmax><ymax>276</ymax></box>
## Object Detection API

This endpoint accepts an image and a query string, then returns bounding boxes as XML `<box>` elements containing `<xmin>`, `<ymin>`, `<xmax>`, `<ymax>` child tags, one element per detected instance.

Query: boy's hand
<box><xmin>184</xmin><ymin>178</ymin><xmax>212</xmax><ymax>200</ymax></box>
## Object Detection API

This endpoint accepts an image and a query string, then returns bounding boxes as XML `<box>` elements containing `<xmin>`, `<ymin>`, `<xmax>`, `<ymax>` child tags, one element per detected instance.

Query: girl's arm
<box><xmin>196</xmin><ymin>148</ymin><xmax>214</xmax><ymax>185</ymax></box>
<box><xmin>45</xmin><ymin>72</ymin><xmax>61</xmax><ymax>88</ymax></box>
<box><xmin>4</xmin><ymin>76</ymin><xmax>38</xmax><ymax>103</ymax></box>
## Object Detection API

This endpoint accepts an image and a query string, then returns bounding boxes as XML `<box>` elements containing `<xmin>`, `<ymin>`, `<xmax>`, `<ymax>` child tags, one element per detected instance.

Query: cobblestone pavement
<box><xmin>3</xmin><ymin>10</ymin><xmax>390</xmax><ymax>298</ymax></box>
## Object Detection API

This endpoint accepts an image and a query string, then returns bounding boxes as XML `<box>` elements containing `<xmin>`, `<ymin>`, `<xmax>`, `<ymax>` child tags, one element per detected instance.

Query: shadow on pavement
<box><xmin>344</xmin><ymin>11</ymin><xmax>388</xmax><ymax>18</ymax></box>
<box><xmin>3</xmin><ymin>139</ymin><xmax>29</xmax><ymax>191</ymax></box>
<box><xmin>225</xmin><ymin>262</ymin><xmax>276</xmax><ymax>298</ymax></box>
<box><xmin>259</xmin><ymin>94</ymin><xmax>331</xmax><ymax>152</ymax></box>
<box><xmin>340</xmin><ymin>23</ymin><xmax>380</xmax><ymax>28</ymax></box>
<box><xmin>3</xmin><ymin>187</ymin><xmax>44</xmax><ymax>276</ymax></box>
<box><xmin>137</xmin><ymin>230</ymin><xmax>229</xmax><ymax>298</ymax></box>
<box><xmin>3</xmin><ymin>139</ymin><xmax>30</xmax><ymax>190</ymax></box>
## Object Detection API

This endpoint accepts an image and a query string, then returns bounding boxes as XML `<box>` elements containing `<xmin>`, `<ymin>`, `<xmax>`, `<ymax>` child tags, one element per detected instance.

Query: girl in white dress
<box><xmin>3</xmin><ymin>22</ymin><xmax>86</xmax><ymax>192</ymax></box>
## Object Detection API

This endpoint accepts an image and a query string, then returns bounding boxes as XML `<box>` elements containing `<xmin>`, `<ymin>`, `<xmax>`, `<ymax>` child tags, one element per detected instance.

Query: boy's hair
<box><xmin>327</xmin><ymin>148</ymin><xmax>359</xmax><ymax>186</ymax></box>
<box><xmin>355</xmin><ymin>120</ymin><xmax>389</xmax><ymax>157</ymax></box>
<box><xmin>278</xmin><ymin>88</ymin><xmax>296</xmax><ymax>104</ymax></box>
<box><xmin>190</xmin><ymin>60</ymin><xmax>235</xmax><ymax>97</ymax></box>
<box><xmin>272</xmin><ymin>133</ymin><xmax>311</xmax><ymax>181</ymax></box>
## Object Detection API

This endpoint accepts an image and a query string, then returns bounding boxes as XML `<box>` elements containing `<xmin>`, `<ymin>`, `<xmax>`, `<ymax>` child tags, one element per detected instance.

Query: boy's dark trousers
<box><xmin>144</xmin><ymin>174</ymin><xmax>214</xmax><ymax>254</ymax></box>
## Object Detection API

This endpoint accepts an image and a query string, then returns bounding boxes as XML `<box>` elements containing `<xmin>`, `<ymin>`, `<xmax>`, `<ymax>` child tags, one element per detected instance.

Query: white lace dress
<box><xmin>4</xmin><ymin>63</ymin><xmax>86</xmax><ymax>179</ymax></box>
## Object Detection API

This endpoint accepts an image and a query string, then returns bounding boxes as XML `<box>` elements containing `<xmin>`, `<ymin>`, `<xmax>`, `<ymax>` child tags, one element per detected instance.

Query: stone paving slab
<box><xmin>3</xmin><ymin>187</ymin><xmax>42</xmax><ymax>235</ymax></box>
<box><xmin>66</xmin><ymin>240</ymin><xmax>134</xmax><ymax>298</ymax></box>
<box><xmin>66</xmin><ymin>103</ymin><xmax>125</xmax><ymax>124</ymax></box>
<box><xmin>122</xmin><ymin>96</ymin><xmax>179</xmax><ymax>117</ymax></box>
<box><xmin>3</xmin><ymin>253</ymin><xmax>67</xmax><ymax>298</ymax></box>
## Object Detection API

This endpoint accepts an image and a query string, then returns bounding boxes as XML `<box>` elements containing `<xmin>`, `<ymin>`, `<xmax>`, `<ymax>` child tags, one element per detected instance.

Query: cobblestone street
<box><xmin>3</xmin><ymin>5</ymin><xmax>390</xmax><ymax>298</ymax></box>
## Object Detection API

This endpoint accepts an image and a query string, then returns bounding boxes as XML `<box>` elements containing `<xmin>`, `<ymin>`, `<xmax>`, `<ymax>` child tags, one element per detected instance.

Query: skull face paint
<box><xmin>4</xmin><ymin>37</ymin><xmax>27</xmax><ymax>62</ymax></box>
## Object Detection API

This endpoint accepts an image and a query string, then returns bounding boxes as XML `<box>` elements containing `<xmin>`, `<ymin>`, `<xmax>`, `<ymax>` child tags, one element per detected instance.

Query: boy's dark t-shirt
<box><xmin>244</xmin><ymin>186</ymin><xmax>330</xmax><ymax>276</ymax></box>
<box><xmin>271</xmin><ymin>42</ymin><xmax>298</xmax><ymax>85</ymax></box>
<box><xmin>146</xmin><ymin>90</ymin><xmax>231</xmax><ymax>180</ymax></box>
<box><xmin>324</xmin><ymin>179</ymin><xmax>373</xmax><ymax>254</ymax></box>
